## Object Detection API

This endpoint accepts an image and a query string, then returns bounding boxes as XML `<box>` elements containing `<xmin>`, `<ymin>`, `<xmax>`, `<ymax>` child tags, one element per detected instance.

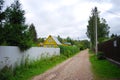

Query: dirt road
<box><xmin>32</xmin><ymin>49</ymin><xmax>93</xmax><ymax>80</ymax></box>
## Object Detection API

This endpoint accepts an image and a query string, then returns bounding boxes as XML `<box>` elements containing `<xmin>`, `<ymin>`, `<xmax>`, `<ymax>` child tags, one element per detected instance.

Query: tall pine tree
<box><xmin>0</xmin><ymin>0</ymin><xmax>4</xmax><ymax>24</ymax></box>
<box><xmin>0</xmin><ymin>0</ymin><xmax>5</xmax><ymax>44</ymax></box>
<box><xmin>4</xmin><ymin>0</ymin><xmax>31</xmax><ymax>50</ymax></box>
<box><xmin>29</xmin><ymin>23</ymin><xmax>37</xmax><ymax>42</ymax></box>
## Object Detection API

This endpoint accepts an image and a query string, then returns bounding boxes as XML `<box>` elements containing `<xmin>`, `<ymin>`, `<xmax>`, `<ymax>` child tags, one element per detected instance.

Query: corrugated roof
<box><xmin>52</xmin><ymin>36</ymin><xmax>62</xmax><ymax>45</ymax></box>
<box><xmin>64</xmin><ymin>42</ymin><xmax>71</xmax><ymax>45</ymax></box>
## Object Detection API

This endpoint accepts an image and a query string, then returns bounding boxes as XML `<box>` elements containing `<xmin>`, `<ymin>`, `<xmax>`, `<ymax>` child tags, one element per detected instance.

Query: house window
<box><xmin>48</xmin><ymin>39</ymin><xmax>52</xmax><ymax>42</ymax></box>
<box><xmin>113</xmin><ymin>40</ymin><xmax>117</xmax><ymax>47</ymax></box>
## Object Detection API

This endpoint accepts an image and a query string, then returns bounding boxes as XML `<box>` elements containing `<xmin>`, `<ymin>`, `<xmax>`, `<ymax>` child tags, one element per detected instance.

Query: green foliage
<box><xmin>86</xmin><ymin>7</ymin><xmax>110</xmax><ymax>49</ymax></box>
<box><xmin>97</xmin><ymin>51</ymin><xmax>105</xmax><ymax>60</ymax></box>
<box><xmin>0</xmin><ymin>0</ymin><xmax>5</xmax><ymax>23</ymax></box>
<box><xmin>57</xmin><ymin>35</ymin><xmax>63</xmax><ymax>43</ymax></box>
<box><xmin>4</xmin><ymin>24</ymin><xmax>31</xmax><ymax>51</ymax></box>
<box><xmin>73</xmin><ymin>40</ymin><xmax>90</xmax><ymax>50</ymax></box>
<box><xmin>57</xmin><ymin>36</ymin><xmax>74</xmax><ymax>45</ymax></box>
<box><xmin>37</xmin><ymin>37</ymin><xmax>44</xmax><ymax>43</ymax></box>
<box><xmin>111</xmin><ymin>33</ymin><xmax>118</xmax><ymax>38</ymax></box>
<box><xmin>66</xmin><ymin>36</ymin><xmax>74</xmax><ymax>45</ymax></box>
<box><xmin>57</xmin><ymin>35</ymin><xmax>90</xmax><ymax>50</ymax></box>
<box><xmin>5</xmin><ymin>0</ymin><xmax>25</xmax><ymax>24</ymax></box>
<box><xmin>59</xmin><ymin>45</ymin><xmax>79</xmax><ymax>57</ymax></box>
<box><xmin>0</xmin><ymin>0</ymin><xmax>32</xmax><ymax>51</ymax></box>
<box><xmin>0</xmin><ymin>66</ymin><xmax>14</xmax><ymax>80</ymax></box>
<box><xmin>29</xmin><ymin>23</ymin><xmax>37</xmax><ymax>42</ymax></box>
<box><xmin>90</xmin><ymin>51</ymin><xmax>120</xmax><ymax>79</ymax></box>
<box><xmin>0</xmin><ymin>55</ymin><xmax>67</xmax><ymax>80</ymax></box>
<box><xmin>0</xmin><ymin>0</ymin><xmax>5</xmax><ymax>45</ymax></box>
<box><xmin>98</xmin><ymin>18</ymin><xmax>110</xmax><ymax>43</ymax></box>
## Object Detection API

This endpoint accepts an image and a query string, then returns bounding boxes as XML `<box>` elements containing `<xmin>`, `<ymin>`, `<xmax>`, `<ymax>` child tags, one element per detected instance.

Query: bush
<box><xmin>0</xmin><ymin>66</ymin><xmax>14</xmax><ymax>80</ymax></box>
<box><xmin>59</xmin><ymin>45</ymin><xmax>79</xmax><ymax>57</ymax></box>
<box><xmin>3</xmin><ymin>24</ymin><xmax>32</xmax><ymax>51</ymax></box>
<box><xmin>97</xmin><ymin>51</ymin><xmax>105</xmax><ymax>60</ymax></box>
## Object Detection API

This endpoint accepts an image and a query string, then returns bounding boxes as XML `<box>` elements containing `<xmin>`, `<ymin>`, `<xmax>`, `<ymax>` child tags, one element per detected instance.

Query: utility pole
<box><xmin>94</xmin><ymin>7</ymin><xmax>98</xmax><ymax>56</ymax></box>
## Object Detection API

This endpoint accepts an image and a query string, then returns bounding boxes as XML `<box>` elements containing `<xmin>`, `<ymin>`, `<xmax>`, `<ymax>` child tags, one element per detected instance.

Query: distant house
<box><xmin>38</xmin><ymin>42</ymin><xmax>43</xmax><ymax>47</ymax></box>
<box><xmin>63</xmin><ymin>42</ymin><xmax>71</xmax><ymax>46</ymax></box>
<box><xmin>43</xmin><ymin>35</ymin><xmax>62</xmax><ymax>48</ymax></box>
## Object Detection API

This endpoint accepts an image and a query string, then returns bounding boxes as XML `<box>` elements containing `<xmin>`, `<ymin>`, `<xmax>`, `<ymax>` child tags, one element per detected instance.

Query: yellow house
<box><xmin>43</xmin><ymin>35</ymin><xmax>61</xmax><ymax>48</ymax></box>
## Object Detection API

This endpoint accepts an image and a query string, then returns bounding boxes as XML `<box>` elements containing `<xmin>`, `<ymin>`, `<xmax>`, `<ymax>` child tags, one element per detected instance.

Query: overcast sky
<box><xmin>5</xmin><ymin>0</ymin><xmax>120</xmax><ymax>40</ymax></box>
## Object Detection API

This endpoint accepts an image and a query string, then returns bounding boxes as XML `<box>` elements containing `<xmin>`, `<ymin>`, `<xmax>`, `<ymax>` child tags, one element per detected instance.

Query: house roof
<box><xmin>64</xmin><ymin>42</ymin><xmax>71</xmax><ymax>45</ymax></box>
<box><xmin>52</xmin><ymin>36</ymin><xmax>62</xmax><ymax>45</ymax></box>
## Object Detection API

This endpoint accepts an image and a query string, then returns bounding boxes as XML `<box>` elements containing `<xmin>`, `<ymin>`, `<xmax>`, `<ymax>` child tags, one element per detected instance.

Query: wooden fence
<box><xmin>98</xmin><ymin>37</ymin><xmax>120</xmax><ymax>63</ymax></box>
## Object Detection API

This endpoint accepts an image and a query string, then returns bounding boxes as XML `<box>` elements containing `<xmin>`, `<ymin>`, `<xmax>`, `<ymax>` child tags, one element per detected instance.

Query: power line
<box><xmin>93</xmin><ymin>0</ymin><xmax>120</xmax><ymax>17</ymax></box>
<box><xmin>105</xmin><ymin>10</ymin><xmax>120</xmax><ymax>17</ymax></box>
<box><xmin>97</xmin><ymin>6</ymin><xmax>120</xmax><ymax>17</ymax></box>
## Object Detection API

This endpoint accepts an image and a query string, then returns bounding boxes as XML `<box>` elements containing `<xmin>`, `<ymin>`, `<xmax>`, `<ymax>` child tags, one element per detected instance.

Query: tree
<box><xmin>73</xmin><ymin>39</ymin><xmax>90</xmax><ymax>50</ymax></box>
<box><xmin>0</xmin><ymin>0</ymin><xmax>4</xmax><ymax>24</ymax></box>
<box><xmin>29</xmin><ymin>23</ymin><xmax>37</xmax><ymax>42</ymax></box>
<box><xmin>66</xmin><ymin>36</ymin><xmax>74</xmax><ymax>45</ymax></box>
<box><xmin>80</xmin><ymin>40</ymin><xmax>90</xmax><ymax>49</ymax></box>
<box><xmin>98</xmin><ymin>18</ymin><xmax>110</xmax><ymax>43</ymax></box>
<box><xmin>5</xmin><ymin>1</ymin><xmax>25</xmax><ymax>24</ymax></box>
<box><xmin>37</xmin><ymin>37</ymin><xmax>44</xmax><ymax>43</ymax></box>
<box><xmin>86</xmin><ymin>7</ymin><xmax>110</xmax><ymax>49</ymax></box>
<box><xmin>86</xmin><ymin>8</ymin><xmax>99</xmax><ymax>48</ymax></box>
<box><xmin>0</xmin><ymin>0</ymin><xmax>5</xmax><ymax>44</ymax></box>
<box><xmin>4</xmin><ymin>0</ymin><xmax>31</xmax><ymax>50</ymax></box>
<box><xmin>57</xmin><ymin>35</ymin><xmax>63</xmax><ymax>43</ymax></box>
<box><xmin>111</xmin><ymin>33</ymin><xmax>117</xmax><ymax>38</ymax></box>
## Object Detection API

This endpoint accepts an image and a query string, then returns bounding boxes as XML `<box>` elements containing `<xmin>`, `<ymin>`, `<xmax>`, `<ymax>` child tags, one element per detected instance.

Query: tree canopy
<box><xmin>0</xmin><ymin>0</ymin><xmax>35</xmax><ymax>51</ymax></box>
<box><xmin>29</xmin><ymin>23</ymin><xmax>37</xmax><ymax>42</ymax></box>
<box><xmin>0</xmin><ymin>0</ymin><xmax>5</xmax><ymax>44</ymax></box>
<box><xmin>5</xmin><ymin>0</ymin><xmax>25</xmax><ymax>24</ymax></box>
<box><xmin>86</xmin><ymin>7</ymin><xmax>110</xmax><ymax>49</ymax></box>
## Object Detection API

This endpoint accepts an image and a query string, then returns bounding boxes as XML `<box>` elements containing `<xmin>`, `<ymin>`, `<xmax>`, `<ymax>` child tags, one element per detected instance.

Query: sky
<box><xmin>5</xmin><ymin>0</ymin><xmax>120</xmax><ymax>40</ymax></box>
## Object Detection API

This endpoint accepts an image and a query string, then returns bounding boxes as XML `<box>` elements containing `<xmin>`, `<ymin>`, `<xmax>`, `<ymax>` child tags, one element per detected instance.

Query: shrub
<box><xmin>97</xmin><ymin>51</ymin><xmax>105</xmax><ymax>60</ymax></box>
<box><xmin>59</xmin><ymin>45</ymin><xmax>79</xmax><ymax>57</ymax></box>
<box><xmin>0</xmin><ymin>66</ymin><xmax>14</xmax><ymax>80</ymax></box>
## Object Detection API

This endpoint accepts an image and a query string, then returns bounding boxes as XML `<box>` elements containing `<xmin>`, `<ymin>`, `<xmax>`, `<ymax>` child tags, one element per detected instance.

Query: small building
<box><xmin>38</xmin><ymin>42</ymin><xmax>43</xmax><ymax>47</ymax></box>
<box><xmin>43</xmin><ymin>35</ymin><xmax>62</xmax><ymax>48</ymax></box>
<box><xmin>63</xmin><ymin>42</ymin><xmax>71</xmax><ymax>46</ymax></box>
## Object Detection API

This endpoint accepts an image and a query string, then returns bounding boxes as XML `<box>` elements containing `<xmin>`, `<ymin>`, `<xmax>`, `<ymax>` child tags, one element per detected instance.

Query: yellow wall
<box><xmin>43</xmin><ymin>35</ymin><xmax>58</xmax><ymax>48</ymax></box>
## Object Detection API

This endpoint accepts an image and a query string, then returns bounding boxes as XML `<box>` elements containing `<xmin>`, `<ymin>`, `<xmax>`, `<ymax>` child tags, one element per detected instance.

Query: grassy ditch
<box><xmin>0</xmin><ymin>46</ymin><xmax>79</xmax><ymax>80</ymax></box>
<box><xmin>89</xmin><ymin>50</ymin><xmax>120</xmax><ymax>80</ymax></box>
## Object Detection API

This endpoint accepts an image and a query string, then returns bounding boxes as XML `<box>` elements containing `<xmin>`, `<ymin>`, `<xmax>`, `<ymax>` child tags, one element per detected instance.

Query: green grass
<box><xmin>89</xmin><ymin>50</ymin><xmax>120</xmax><ymax>79</ymax></box>
<box><xmin>0</xmin><ymin>55</ymin><xmax>67</xmax><ymax>80</ymax></box>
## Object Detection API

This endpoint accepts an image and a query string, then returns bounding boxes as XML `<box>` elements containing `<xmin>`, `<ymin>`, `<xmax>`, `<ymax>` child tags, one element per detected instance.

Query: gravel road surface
<box><xmin>32</xmin><ymin>49</ymin><xmax>93</xmax><ymax>80</ymax></box>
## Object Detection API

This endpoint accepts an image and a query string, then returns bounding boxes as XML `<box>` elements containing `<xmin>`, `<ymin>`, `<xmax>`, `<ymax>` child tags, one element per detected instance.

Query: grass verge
<box><xmin>0</xmin><ymin>55</ymin><xmax>67</xmax><ymax>80</ymax></box>
<box><xmin>89</xmin><ymin>50</ymin><xmax>120</xmax><ymax>80</ymax></box>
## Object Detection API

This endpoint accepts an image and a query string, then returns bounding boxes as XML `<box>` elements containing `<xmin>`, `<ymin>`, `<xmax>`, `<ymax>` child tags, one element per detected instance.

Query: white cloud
<box><xmin>6</xmin><ymin>0</ymin><xmax>120</xmax><ymax>39</ymax></box>
<box><xmin>61</xmin><ymin>0</ymin><xmax>79</xmax><ymax>6</ymax></box>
